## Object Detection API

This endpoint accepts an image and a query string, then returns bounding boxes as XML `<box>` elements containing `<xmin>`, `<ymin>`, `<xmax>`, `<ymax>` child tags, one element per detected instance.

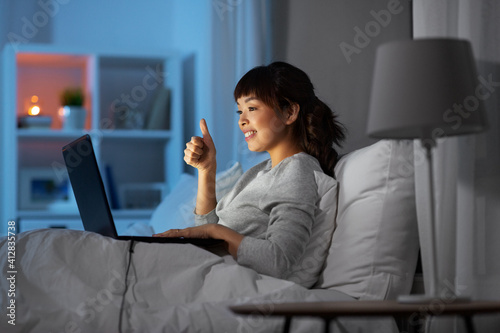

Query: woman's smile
<box><xmin>244</xmin><ymin>130</ymin><xmax>257</xmax><ymax>140</ymax></box>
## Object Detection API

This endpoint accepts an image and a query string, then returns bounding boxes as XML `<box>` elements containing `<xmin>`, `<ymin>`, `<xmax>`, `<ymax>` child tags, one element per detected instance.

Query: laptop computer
<box><xmin>62</xmin><ymin>134</ymin><xmax>222</xmax><ymax>246</ymax></box>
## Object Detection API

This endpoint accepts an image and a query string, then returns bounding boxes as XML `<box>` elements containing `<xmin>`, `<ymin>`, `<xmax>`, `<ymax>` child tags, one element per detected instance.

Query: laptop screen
<box><xmin>62</xmin><ymin>134</ymin><xmax>119</xmax><ymax>238</ymax></box>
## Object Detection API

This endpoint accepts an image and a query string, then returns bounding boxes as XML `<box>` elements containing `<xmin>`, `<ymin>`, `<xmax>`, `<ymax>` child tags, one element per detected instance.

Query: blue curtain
<box><xmin>207</xmin><ymin>0</ymin><xmax>272</xmax><ymax>172</ymax></box>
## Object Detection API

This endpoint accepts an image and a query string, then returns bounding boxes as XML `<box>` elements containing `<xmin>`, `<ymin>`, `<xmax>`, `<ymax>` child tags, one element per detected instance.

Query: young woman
<box><xmin>155</xmin><ymin>62</ymin><xmax>345</xmax><ymax>287</ymax></box>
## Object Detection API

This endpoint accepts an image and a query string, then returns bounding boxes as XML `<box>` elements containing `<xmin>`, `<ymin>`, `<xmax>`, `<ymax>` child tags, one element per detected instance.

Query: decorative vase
<box><xmin>59</xmin><ymin>106</ymin><xmax>86</xmax><ymax>130</ymax></box>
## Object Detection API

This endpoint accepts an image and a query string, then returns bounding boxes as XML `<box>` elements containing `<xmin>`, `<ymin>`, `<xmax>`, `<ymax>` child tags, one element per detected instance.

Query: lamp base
<box><xmin>398</xmin><ymin>294</ymin><xmax>471</xmax><ymax>304</ymax></box>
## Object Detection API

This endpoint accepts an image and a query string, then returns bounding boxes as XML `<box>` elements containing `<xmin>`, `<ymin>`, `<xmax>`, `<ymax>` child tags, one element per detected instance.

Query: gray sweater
<box><xmin>195</xmin><ymin>153</ymin><xmax>323</xmax><ymax>286</ymax></box>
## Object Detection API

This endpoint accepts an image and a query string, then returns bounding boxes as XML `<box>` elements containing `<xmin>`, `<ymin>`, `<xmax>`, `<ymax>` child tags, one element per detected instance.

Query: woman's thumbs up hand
<box><xmin>184</xmin><ymin>119</ymin><xmax>217</xmax><ymax>173</ymax></box>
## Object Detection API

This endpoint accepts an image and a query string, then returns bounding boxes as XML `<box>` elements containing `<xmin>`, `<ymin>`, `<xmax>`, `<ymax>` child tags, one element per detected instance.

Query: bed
<box><xmin>0</xmin><ymin>139</ymin><xmax>419</xmax><ymax>332</ymax></box>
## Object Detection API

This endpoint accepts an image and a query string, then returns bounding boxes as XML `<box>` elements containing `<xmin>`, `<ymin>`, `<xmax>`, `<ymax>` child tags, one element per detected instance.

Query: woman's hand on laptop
<box><xmin>154</xmin><ymin>224</ymin><xmax>213</xmax><ymax>239</ymax></box>
<box><xmin>153</xmin><ymin>224</ymin><xmax>244</xmax><ymax>258</ymax></box>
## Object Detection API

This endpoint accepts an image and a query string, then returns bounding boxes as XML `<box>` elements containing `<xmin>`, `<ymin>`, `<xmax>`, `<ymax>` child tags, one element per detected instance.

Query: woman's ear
<box><xmin>285</xmin><ymin>103</ymin><xmax>300</xmax><ymax>125</ymax></box>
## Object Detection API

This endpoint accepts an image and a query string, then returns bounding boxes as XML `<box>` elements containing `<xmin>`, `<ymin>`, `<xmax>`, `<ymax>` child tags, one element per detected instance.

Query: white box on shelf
<box><xmin>119</xmin><ymin>182</ymin><xmax>166</xmax><ymax>210</ymax></box>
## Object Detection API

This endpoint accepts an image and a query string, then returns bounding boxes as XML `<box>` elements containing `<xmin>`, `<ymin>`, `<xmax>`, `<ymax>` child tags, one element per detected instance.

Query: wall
<box><xmin>0</xmin><ymin>0</ymin><xmax>53</xmax><ymax>47</ymax></box>
<box><xmin>1</xmin><ymin>0</ymin><xmax>412</xmax><ymax>168</ymax></box>
<box><xmin>8</xmin><ymin>0</ymin><xmax>172</xmax><ymax>51</ymax></box>
<box><xmin>272</xmin><ymin>0</ymin><xmax>412</xmax><ymax>154</ymax></box>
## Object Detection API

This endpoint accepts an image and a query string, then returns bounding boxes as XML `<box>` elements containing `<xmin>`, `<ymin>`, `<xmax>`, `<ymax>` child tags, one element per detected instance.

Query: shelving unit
<box><xmin>1</xmin><ymin>44</ymin><xmax>184</xmax><ymax>235</ymax></box>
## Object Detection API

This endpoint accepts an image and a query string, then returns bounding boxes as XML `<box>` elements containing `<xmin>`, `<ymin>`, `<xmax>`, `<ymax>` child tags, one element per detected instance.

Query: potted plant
<box><xmin>59</xmin><ymin>87</ymin><xmax>86</xmax><ymax>130</ymax></box>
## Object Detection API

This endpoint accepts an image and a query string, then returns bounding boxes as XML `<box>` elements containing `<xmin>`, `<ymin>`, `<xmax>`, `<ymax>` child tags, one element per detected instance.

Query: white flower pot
<box><xmin>60</xmin><ymin>106</ymin><xmax>86</xmax><ymax>130</ymax></box>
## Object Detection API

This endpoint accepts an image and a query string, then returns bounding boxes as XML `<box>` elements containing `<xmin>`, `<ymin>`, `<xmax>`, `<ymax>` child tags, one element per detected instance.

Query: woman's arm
<box><xmin>153</xmin><ymin>223</ymin><xmax>244</xmax><ymax>258</ymax></box>
<box><xmin>195</xmin><ymin>170</ymin><xmax>217</xmax><ymax>215</ymax></box>
<box><xmin>235</xmin><ymin>157</ymin><xmax>319</xmax><ymax>280</ymax></box>
<box><xmin>184</xmin><ymin>119</ymin><xmax>217</xmax><ymax>214</ymax></box>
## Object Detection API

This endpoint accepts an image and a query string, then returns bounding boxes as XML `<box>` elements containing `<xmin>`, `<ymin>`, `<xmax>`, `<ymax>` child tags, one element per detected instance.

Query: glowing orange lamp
<box><xmin>27</xmin><ymin>95</ymin><xmax>41</xmax><ymax>116</ymax></box>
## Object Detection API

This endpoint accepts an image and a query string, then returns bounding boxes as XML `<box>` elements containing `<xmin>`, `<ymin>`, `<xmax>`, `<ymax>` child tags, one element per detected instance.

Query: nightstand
<box><xmin>230</xmin><ymin>300</ymin><xmax>500</xmax><ymax>333</ymax></box>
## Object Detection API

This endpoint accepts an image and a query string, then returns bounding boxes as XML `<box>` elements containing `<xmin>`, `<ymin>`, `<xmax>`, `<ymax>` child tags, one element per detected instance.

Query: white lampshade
<box><xmin>367</xmin><ymin>38</ymin><xmax>487</xmax><ymax>140</ymax></box>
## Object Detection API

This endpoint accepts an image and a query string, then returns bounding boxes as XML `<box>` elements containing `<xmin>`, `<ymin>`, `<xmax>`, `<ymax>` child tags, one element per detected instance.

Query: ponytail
<box><xmin>294</xmin><ymin>97</ymin><xmax>346</xmax><ymax>178</ymax></box>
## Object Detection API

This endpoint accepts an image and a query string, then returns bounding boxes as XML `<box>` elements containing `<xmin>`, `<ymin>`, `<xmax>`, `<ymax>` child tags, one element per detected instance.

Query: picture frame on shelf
<box><xmin>19</xmin><ymin>168</ymin><xmax>77</xmax><ymax>211</ymax></box>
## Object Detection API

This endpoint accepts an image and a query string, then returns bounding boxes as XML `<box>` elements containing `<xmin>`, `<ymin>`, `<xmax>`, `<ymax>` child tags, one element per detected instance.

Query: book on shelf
<box><xmin>145</xmin><ymin>87</ymin><xmax>170</xmax><ymax>130</ymax></box>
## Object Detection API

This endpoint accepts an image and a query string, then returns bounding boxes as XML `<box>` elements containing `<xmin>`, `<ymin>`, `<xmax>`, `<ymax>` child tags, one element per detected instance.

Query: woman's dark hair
<box><xmin>234</xmin><ymin>61</ymin><xmax>346</xmax><ymax>177</ymax></box>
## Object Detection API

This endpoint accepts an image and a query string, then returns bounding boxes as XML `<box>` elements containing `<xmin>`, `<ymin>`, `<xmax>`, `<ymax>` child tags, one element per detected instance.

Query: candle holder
<box><xmin>18</xmin><ymin>95</ymin><xmax>52</xmax><ymax>129</ymax></box>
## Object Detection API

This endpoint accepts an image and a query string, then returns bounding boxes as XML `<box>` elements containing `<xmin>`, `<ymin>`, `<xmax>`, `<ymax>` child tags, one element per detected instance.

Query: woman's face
<box><xmin>236</xmin><ymin>95</ymin><xmax>290</xmax><ymax>155</ymax></box>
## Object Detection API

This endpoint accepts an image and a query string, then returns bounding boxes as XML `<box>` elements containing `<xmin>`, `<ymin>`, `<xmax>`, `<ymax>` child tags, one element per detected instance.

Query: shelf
<box><xmin>17</xmin><ymin>53</ymin><xmax>90</xmax><ymax>68</ymax></box>
<box><xmin>17</xmin><ymin>128</ymin><xmax>172</xmax><ymax>141</ymax></box>
<box><xmin>98</xmin><ymin>129</ymin><xmax>172</xmax><ymax>141</ymax></box>
<box><xmin>17</xmin><ymin>129</ymin><xmax>87</xmax><ymax>141</ymax></box>
<box><xmin>18</xmin><ymin>210</ymin><xmax>80</xmax><ymax>219</ymax></box>
<box><xmin>18</xmin><ymin>209</ymin><xmax>154</xmax><ymax>219</ymax></box>
<box><xmin>16</xmin><ymin>52</ymin><xmax>92</xmax><ymax>130</ymax></box>
<box><xmin>1</xmin><ymin>44</ymin><xmax>184</xmax><ymax>236</ymax></box>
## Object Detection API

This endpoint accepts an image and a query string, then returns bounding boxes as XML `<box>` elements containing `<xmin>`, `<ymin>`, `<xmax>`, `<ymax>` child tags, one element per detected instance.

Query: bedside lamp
<box><xmin>367</xmin><ymin>39</ymin><xmax>488</xmax><ymax>303</ymax></box>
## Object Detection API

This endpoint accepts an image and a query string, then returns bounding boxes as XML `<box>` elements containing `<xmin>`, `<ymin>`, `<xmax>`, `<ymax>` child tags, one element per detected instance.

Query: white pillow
<box><xmin>149</xmin><ymin>173</ymin><xmax>197</xmax><ymax>233</ymax></box>
<box><xmin>149</xmin><ymin>162</ymin><xmax>243</xmax><ymax>233</ymax></box>
<box><xmin>123</xmin><ymin>221</ymin><xmax>155</xmax><ymax>236</ymax></box>
<box><xmin>315</xmin><ymin>140</ymin><xmax>419</xmax><ymax>300</ymax></box>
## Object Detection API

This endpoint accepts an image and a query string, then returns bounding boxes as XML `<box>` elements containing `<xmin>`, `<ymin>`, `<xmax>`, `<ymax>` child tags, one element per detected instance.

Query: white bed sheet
<box><xmin>0</xmin><ymin>229</ymin><xmax>399</xmax><ymax>332</ymax></box>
